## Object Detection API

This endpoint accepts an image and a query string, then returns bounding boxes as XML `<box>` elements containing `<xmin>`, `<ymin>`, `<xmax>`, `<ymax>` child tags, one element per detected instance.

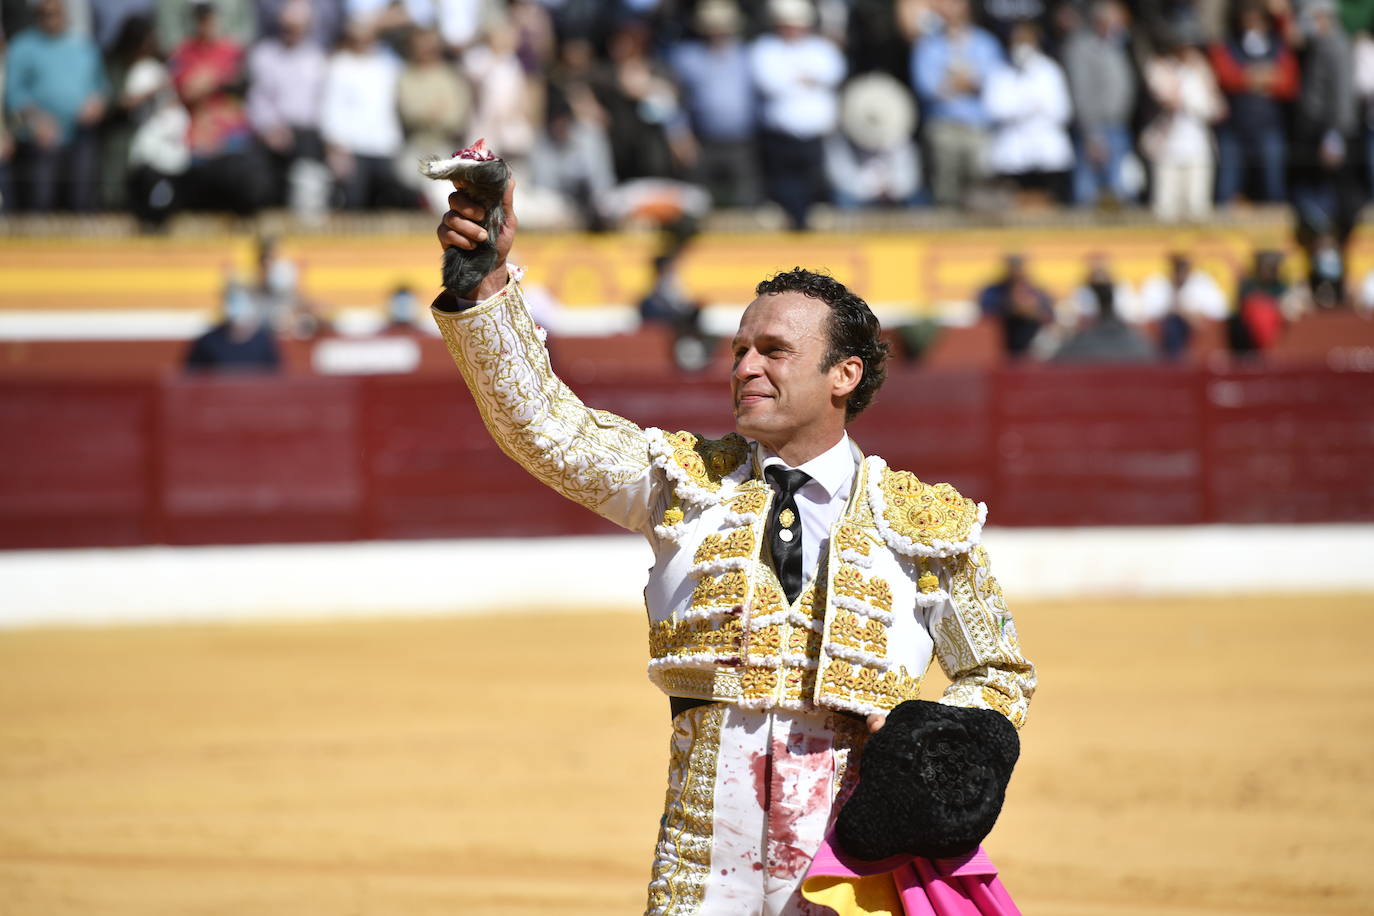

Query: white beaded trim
<box><xmin>645</xmin><ymin>427</ymin><xmax>752</xmax><ymax>509</ymax></box>
<box><xmin>864</xmin><ymin>456</ymin><xmax>987</xmax><ymax>558</ymax></box>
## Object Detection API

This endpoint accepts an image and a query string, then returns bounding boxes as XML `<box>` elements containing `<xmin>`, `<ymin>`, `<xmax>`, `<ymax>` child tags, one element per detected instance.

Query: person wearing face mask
<box><xmin>184</xmin><ymin>270</ymin><xmax>281</xmax><ymax>372</ymax></box>
<box><xmin>1208</xmin><ymin>0</ymin><xmax>1299</xmax><ymax>204</ymax></box>
<box><xmin>982</xmin><ymin>19</ymin><xmax>1074</xmax><ymax>203</ymax></box>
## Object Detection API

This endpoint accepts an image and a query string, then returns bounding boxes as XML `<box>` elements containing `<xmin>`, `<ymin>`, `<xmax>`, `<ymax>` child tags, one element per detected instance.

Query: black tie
<box><xmin>765</xmin><ymin>465</ymin><xmax>811</xmax><ymax>604</ymax></box>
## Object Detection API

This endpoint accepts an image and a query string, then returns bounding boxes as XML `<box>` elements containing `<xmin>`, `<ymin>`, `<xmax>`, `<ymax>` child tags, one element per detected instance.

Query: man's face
<box><xmin>731</xmin><ymin>293</ymin><xmax>844</xmax><ymax>451</ymax></box>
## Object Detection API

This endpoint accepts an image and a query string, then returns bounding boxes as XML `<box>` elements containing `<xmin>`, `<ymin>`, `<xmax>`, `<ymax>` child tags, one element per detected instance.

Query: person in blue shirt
<box><xmin>4</xmin><ymin>0</ymin><xmax>109</xmax><ymax>210</ymax></box>
<box><xmin>668</xmin><ymin>0</ymin><xmax>760</xmax><ymax>207</ymax></box>
<box><xmin>911</xmin><ymin>0</ymin><xmax>1003</xmax><ymax>207</ymax></box>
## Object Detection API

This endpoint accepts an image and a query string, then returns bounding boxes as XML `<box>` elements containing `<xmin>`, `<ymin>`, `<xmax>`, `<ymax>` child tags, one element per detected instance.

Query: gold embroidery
<box><xmin>435</xmin><ymin>283</ymin><xmax>650</xmax><ymax>512</ymax></box>
<box><xmin>879</xmin><ymin>469</ymin><xmax>980</xmax><ymax>548</ymax></box>
<box><xmin>663</xmin><ymin>430</ymin><xmax>750</xmax><ymax>492</ymax></box>
<box><xmin>646</xmin><ymin>704</ymin><xmax>724</xmax><ymax>914</ymax></box>
<box><xmin>936</xmin><ymin>547</ymin><xmax>1036</xmax><ymax>728</ymax></box>
<box><xmin>740</xmin><ymin>665</ymin><xmax>780</xmax><ymax>703</ymax></box>
<box><xmin>917</xmin><ymin>558</ymin><xmax>940</xmax><ymax>593</ymax></box>
<box><xmin>748</xmin><ymin>622</ymin><xmax>783</xmax><ymax>658</ymax></box>
<box><xmin>818</xmin><ymin>660</ymin><xmax>922</xmax><ymax>711</ymax></box>
<box><xmin>727</xmin><ymin>482</ymin><xmax>770</xmax><ymax>516</ymax></box>
<box><xmin>693</xmin><ymin>528</ymin><xmax>756</xmax><ymax>565</ymax></box>
<box><xmin>689</xmin><ymin>570</ymin><xmax>749</xmax><ymax>611</ymax></box>
<box><xmin>834</xmin><ymin>522</ymin><xmax>872</xmax><ymax>558</ymax></box>
<box><xmin>661</xmin><ymin>495</ymin><xmax>684</xmax><ymax>528</ymax></box>
<box><xmin>833</xmin><ymin>563</ymin><xmax>893</xmax><ymax>614</ymax></box>
<box><xmin>650</xmin><ymin>616</ymin><xmax>744</xmax><ymax>661</ymax></box>
<box><xmin>658</xmin><ymin>668</ymin><xmax>742</xmax><ymax>701</ymax></box>
<box><xmin>981</xmin><ymin>686</ymin><xmax>1013</xmax><ymax>716</ymax></box>
<box><xmin>829</xmin><ymin>611</ymin><xmax>887</xmax><ymax>657</ymax></box>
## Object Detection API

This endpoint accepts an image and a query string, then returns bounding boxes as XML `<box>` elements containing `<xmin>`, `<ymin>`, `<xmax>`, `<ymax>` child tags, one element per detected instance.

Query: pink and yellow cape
<box><xmin>801</xmin><ymin>832</ymin><xmax>1021</xmax><ymax>916</ymax></box>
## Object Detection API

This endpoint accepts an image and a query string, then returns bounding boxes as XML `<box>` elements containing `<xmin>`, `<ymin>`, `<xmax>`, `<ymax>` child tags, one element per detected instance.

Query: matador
<box><xmin>433</xmin><ymin>180</ymin><xmax>1036</xmax><ymax>915</ymax></box>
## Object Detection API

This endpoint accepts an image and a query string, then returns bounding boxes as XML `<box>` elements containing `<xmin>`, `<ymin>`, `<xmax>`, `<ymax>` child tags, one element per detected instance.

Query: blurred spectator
<box><xmin>94</xmin><ymin>0</ymin><xmax>154</xmax><ymax>51</ymax></box>
<box><xmin>1142</xmin><ymin>32</ymin><xmax>1224</xmax><ymax>222</ymax></box>
<box><xmin>1291</xmin><ymin>0</ymin><xmax>1362</xmax><ymax>258</ymax></box>
<box><xmin>1069</xmin><ymin>251</ymin><xmax>1139</xmax><ymax>323</ymax></box>
<box><xmin>169</xmin><ymin>0</ymin><xmax>267</xmax><ymax>215</ymax></box>
<box><xmin>101</xmin><ymin>13</ymin><xmax>152</xmax><ymax>210</ymax></box>
<box><xmin>256</xmin><ymin>0</ymin><xmax>343</xmax><ymax>49</ymax></box>
<box><xmin>751</xmin><ymin>0</ymin><xmax>846</xmax><ymax>229</ymax></box>
<box><xmin>398</xmin><ymin>27</ymin><xmax>472</xmax><ymax>212</ymax></box>
<box><xmin>320</xmin><ymin>16</ymin><xmax>410</xmax><ymax>209</ymax></box>
<box><xmin>824</xmin><ymin>72</ymin><xmax>922</xmax><ymax>207</ymax></box>
<box><xmin>983</xmin><ymin>20</ymin><xmax>1073</xmax><ymax>202</ymax></box>
<box><xmin>1355</xmin><ymin>27</ymin><xmax>1374</xmax><ymax>194</ymax></box>
<box><xmin>912</xmin><ymin>0</ymin><xmax>1002</xmax><ymax>207</ymax></box>
<box><xmin>1053</xmin><ymin>278</ymin><xmax>1156</xmax><ymax>363</ymax></box>
<box><xmin>594</xmin><ymin>19</ymin><xmax>692</xmax><ymax>186</ymax></box>
<box><xmin>185</xmin><ymin>273</ymin><xmax>280</xmax><ymax>372</ymax></box>
<box><xmin>1137</xmin><ymin>252</ymin><xmax>1226</xmax><ymax>358</ymax></box>
<box><xmin>442</xmin><ymin>0</ymin><xmax>506</xmax><ymax>54</ymax></box>
<box><xmin>509</xmin><ymin>0</ymin><xmax>556</xmax><ymax>73</ymax></box>
<box><xmin>0</xmin><ymin>31</ymin><xmax>11</xmax><ymax>212</ymax></box>
<box><xmin>1209</xmin><ymin>0</ymin><xmax>1298</xmax><ymax>204</ymax></box>
<box><xmin>252</xmin><ymin>234</ymin><xmax>330</xmax><ymax>336</ymax></box>
<box><xmin>1358</xmin><ymin>264</ymin><xmax>1374</xmax><ymax>315</ymax></box>
<box><xmin>978</xmin><ymin>0</ymin><xmax>1049</xmax><ymax>45</ymax></box>
<box><xmin>1062</xmin><ymin>0</ymin><xmax>1137</xmax><ymax>207</ymax></box>
<box><xmin>247</xmin><ymin>0</ymin><xmax>326</xmax><ymax>209</ymax></box>
<box><xmin>639</xmin><ymin>249</ymin><xmax>700</xmax><ymax>328</ymax></box>
<box><xmin>668</xmin><ymin>0</ymin><xmax>760</xmax><ymax>207</ymax></box>
<box><xmin>637</xmin><ymin>247</ymin><xmax>713</xmax><ymax>371</ymax></box>
<box><xmin>464</xmin><ymin>20</ymin><xmax>539</xmax><ymax>173</ymax></box>
<box><xmin>157</xmin><ymin>0</ymin><xmax>256</xmax><ymax>51</ymax></box>
<box><xmin>1227</xmin><ymin>249</ymin><xmax>1287</xmax><ymax>355</ymax></box>
<box><xmin>527</xmin><ymin>87</ymin><xmax>616</xmax><ymax>225</ymax></box>
<box><xmin>846</xmin><ymin>0</ymin><xmax>921</xmax><ymax>79</ymax></box>
<box><xmin>1306</xmin><ymin>230</ymin><xmax>1348</xmax><ymax>308</ymax></box>
<box><xmin>384</xmin><ymin>284</ymin><xmax>420</xmax><ymax>330</ymax></box>
<box><xmin>5</xmin><ymin>0</ymin><xmax>106</xmax><ymax>211</ymax></box>
<box><xmin>978</xmin><ymin>253</ymin><xmax>1054</xmax><ymax>358</ymax></box>
<box><xmin>106</xmin><ymin>14</ymin><xmax>189</xmax><ymax>227</ymax></box>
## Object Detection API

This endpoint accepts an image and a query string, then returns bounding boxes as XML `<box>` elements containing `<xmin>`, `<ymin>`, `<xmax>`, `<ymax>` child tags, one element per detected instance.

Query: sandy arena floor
<box><xmin>2</xmin><ymin>594</ymin><xmax>1372</xmax><ymax>915</ymax></box>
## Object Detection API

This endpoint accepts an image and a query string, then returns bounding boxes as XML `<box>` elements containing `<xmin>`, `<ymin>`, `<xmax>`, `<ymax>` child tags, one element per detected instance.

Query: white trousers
<box><xmin>1151</xmin><ymin>160</ymin><xmax>1213</xmax><ymax>223</ymax></box>
<box><xmin>645</xmin><ymin>704</ymin><xmax>867</xmax><ymax>916</ymax></box>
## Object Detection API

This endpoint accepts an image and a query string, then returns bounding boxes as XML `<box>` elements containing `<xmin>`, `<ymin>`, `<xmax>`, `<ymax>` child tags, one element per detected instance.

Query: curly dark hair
<box><xmin>754</xmin><ymin>267</ymin><xmax>889</xmax><ymax>421</ymax></box>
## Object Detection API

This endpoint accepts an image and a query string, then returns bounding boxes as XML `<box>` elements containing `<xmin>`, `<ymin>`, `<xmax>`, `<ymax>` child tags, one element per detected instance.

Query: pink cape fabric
<box><xmin>803</xmin><ymin>832</ymin><xmax>1022</xmax><ymax>916</ymax></box>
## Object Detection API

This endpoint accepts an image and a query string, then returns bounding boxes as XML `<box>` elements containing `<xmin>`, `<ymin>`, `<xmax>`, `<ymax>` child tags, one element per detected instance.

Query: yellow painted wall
<box><xmin>2</xmin><ymin>223</ymin><xmax>1369</xmax><ymax>314</ymax></box>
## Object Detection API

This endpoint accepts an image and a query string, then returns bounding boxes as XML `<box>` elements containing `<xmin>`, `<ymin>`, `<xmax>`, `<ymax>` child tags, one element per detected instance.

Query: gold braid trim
<box><xmin>646</xmin><ymin>704</ymin><xmax>724</xmax><ymax>914</ymax></box>
<box><xmin>431</xmin><ymin>279</ymin><xmax>650</xmax><ymax>514</ymax></box>
<box><xmin>935</xmin><ymin>545</ymin><xmax>1037</xmax><ymax>728</ymax></box>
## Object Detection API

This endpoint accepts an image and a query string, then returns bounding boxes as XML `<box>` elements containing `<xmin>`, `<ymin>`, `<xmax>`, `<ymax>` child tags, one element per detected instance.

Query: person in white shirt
<box><xmin>749</xmin><ymin>0</ymin><xmax>846</xmax><ymax>229</ymax></box>
<box><xmin>427</xmin><ymin>152</ymin><xmax>1034</xmax><ymax>913</ymax></box>
<box><xmin>1135</xmin><ymin>252</ymin><xmax>1228</xmax><ymax>323</ymax></box>
<box><xmin>982</xmin><ymin>20</ymin><xmax>1074</xmax><ymax>201</ymax></box>
<box><xmin>1142</xmin><ymin>34</ymin><xmax>1225</xmax><ymax>222</ymax></box>
<box><xmin>319</xmin><ymin>15</ymin><xmax>410</xmax><ymax>208</ymax></box>
<box><xmin>246</xmin><ymin>0</ymin><xmax>326</xmax><ymax>206</ymax></box>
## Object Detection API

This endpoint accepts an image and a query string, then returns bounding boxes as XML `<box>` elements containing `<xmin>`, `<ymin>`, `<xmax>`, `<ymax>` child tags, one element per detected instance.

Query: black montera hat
<box><xmin>835</xmin><ymin>700</ymin><xmax>1020</xmax><ymax>862</ymax></box>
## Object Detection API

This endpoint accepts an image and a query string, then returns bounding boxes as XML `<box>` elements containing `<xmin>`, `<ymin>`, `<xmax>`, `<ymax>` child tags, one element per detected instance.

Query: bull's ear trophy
<box><xmin>420</xmin><ymin>138</ymin><xmax>511</xmax><ymax>298</ymax></box>
<box><xmin>836</xmin><ymin>700</ymin><xmax>1020</xmax><ymax>861</ymax></box>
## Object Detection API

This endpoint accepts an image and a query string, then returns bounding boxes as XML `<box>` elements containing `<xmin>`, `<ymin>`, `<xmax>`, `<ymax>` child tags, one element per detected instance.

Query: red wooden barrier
<box><xmin>2</xmin><ymin>365</ymin><xmax>1372</xmax><ymax>549</ymax></box>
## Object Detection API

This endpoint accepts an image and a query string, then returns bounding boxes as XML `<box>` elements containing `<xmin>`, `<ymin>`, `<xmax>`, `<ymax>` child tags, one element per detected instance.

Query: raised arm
<box><xmin>432</xmin><ymin>181</ymin><xmax>658</xmax><ymax>532</ymax></box>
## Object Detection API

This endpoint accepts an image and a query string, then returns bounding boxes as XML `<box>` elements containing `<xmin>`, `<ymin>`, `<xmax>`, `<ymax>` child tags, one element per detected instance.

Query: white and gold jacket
<box><xmin>432</xmin><ymin>276</ymin><xmax>1036</xmax><ymax>727</ymax></box>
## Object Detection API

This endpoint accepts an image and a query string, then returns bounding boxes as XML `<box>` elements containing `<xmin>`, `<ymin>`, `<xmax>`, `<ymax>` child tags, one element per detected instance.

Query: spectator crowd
<box><xmin>1</xmin><ymin>0</ymin><xmax>1372</xmax><ymax>242</ymax></box>
<box><xmin>972</xmin><ymin>243</ymin><xmax>1369</xmax><ymax>365</ymax></box>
